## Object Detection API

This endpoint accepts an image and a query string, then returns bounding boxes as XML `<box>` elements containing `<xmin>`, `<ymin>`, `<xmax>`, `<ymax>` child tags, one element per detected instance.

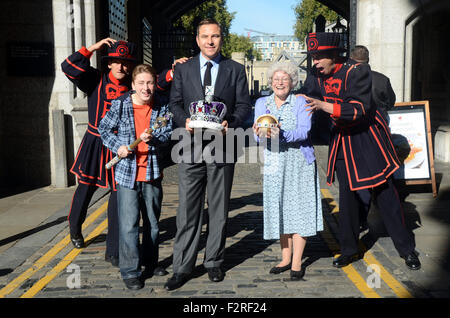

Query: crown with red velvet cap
<box><xmin>102</xmin><ymin>41</ymin><xmax>138</xmax><ymax>62</ymax></box>
<box><xmin>305</xmin><ymin>32</ymin><xmax>346</xmax><ymax>54</ymax></box>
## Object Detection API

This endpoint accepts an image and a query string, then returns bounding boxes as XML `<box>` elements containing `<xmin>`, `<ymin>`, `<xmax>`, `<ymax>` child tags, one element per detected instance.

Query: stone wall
<box><xmin>357</xmin><ymin>0</ymin><xmax>450</xmax><ymax>162</ymax></box>
<box><xmin>0</xmin><ymin>0</ymin><xmax>98</xmax><ymax>190</ymax></box>
<box><xmin>0</xmin><ymin>0</ymin><xmax>56</xmax><ymax>189</ymax></box>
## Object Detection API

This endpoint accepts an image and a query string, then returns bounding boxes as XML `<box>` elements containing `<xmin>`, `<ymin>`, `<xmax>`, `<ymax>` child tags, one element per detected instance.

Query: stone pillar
<box><xmin>231</xmin><ymin>52</ymin><xmax>245</xmax><ymax>65</ymax></box>
<box><xmin>231</xmin><ymin>52</ymin><xmax>248</xmax><ymax>91</ymax></box>
<box><xmin>356</xmin><ymin>0</ymin><xmax>416</xmax><ymax>102</ymax></box>
<box><xmin>49</xmin><ymin>0</ymin><xmax>96</xmax><ymax>187</ymax></box>
<box><xmin>52</xmin><ymin>110</ymin><xmax>68</xmax><ymax>187</ymax></box>
<box><xmin>435</xmin><ymin>126</ymin><xmax>450</xmax><ymax>162</ymax></box>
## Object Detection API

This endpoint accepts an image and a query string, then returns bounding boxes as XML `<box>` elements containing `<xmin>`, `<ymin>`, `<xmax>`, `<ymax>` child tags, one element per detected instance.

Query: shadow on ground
<box><xmin>156</xmin><ymin>192</ymin><xmax>333</xmax><ymax>281</ymax></box>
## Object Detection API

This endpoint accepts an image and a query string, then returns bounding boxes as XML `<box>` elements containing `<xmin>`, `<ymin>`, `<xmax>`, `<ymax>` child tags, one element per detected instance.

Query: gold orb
<box><xmin>256</xmin><ymin>114</ymin><xmax>278</xmax><ymax>135</ymax></box>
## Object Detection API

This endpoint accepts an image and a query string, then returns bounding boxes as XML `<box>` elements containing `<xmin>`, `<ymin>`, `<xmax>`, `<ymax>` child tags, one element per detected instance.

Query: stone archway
<box><xmin>409</xmin><ymin>2</ymin><xmax>450</xmax><ymax>161</ymax></box>
<box><xmin>411</xmin><ymin>8</ymin><xmax>450</xmax><ymax>126</ymax></box>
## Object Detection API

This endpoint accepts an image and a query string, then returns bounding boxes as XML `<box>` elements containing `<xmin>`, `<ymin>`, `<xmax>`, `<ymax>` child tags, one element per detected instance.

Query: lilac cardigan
<box><xmin>254</xmin><ymin>94</ymin><xmax>316</xmax><ymax>165</ymax></box>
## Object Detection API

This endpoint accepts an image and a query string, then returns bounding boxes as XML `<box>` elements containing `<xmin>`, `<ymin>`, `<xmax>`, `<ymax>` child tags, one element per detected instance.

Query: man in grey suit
<box><xmin>165</xmin><ymin>18</ymin><xmax>252</xmax><ymax>291</ymax></box>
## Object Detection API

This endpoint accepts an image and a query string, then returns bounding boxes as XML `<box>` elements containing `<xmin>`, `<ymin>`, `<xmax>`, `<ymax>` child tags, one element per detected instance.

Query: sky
<box><xmin>227</xmin><ymin>0</ymin><xmax>299</xmax><ymax>36</ymax></box>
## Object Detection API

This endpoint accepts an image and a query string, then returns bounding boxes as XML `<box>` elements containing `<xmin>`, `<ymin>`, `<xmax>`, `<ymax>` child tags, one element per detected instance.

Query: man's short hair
<box><xmin>350</xmin><ymin>45</ymin><xmax>369</xmax><ymax>63</ymax></box>
<box><xmin>196</xmin><ymin>18</ymin><xmax>222</xmax><ymax>36</ymax></box>
<box><xmin>132</xmin><ymin>64</ymin><xmax>157</xmax><ymax>82</ymax></box>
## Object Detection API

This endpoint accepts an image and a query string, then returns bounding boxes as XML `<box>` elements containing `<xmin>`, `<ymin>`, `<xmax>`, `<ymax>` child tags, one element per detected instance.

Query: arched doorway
<box><xmin>409</xmin><ymin>1</ymin><xmax>450</xmax><ymax>161</ymax></box>
<box><xmin>410</xmin><ymin>2</ymin><xmax>450</xmax><ymax>129</ymax></box>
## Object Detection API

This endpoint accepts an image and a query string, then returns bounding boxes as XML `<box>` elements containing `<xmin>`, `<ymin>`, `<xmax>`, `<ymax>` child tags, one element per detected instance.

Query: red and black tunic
<box><xmin>61</xmin><ymin>47</ymin><xmax>173</xmax><ymax>190</ymax></box>
<box><xmin>303</xmin><ymin>59</ymin><xmax>400</xmax><ymax>190</ymax></box>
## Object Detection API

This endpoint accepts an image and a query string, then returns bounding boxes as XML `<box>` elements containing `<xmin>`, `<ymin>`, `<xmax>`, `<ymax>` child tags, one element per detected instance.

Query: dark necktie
<box><xmin>203</xmin><ymin>61</ymin><xmax>213</xmax><ymax>92</ymax></box>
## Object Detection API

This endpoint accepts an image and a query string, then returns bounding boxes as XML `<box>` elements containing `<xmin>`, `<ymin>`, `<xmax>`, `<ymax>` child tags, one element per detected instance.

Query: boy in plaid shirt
<box><xmin>99</xmin><ymin>64</ymin><xmax>172</xmax><ymax>290</ymax></box>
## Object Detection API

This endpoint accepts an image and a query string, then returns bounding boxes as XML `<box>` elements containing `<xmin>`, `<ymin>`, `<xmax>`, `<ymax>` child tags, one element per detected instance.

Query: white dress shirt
<box><xmin>199</xmin><ymin>53</ymin><xmax>221</xmax><ymax>92</ymax></box>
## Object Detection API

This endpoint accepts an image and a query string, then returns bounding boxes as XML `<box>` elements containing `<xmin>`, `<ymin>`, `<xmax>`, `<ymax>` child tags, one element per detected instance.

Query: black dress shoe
<box><xmin>164</xmin><ymin>273</ymin><xmax>190</xmax><ymax>291</ymax></box>
<box><xmin>105</xmin><ymin>255</ymin><xmax>119</xmax><ymax>267</ymax></box>
<box><xmin>359</xmin><ymin>220</ymin><xmax>369</xmax><ymax>232</ymax></box>
<box><xmin>70</xmin><ymin>233</ymin><xmax>85</xmax><ymax>249</ymax></box>
<box><xmin>269</xmin><ymin>263</ymin><xmax>291</xmax><ymax>274</ymax></box>
<box><xmin>332</xmin><ymin>254</ymin><xmax>359</xmax><ymax>268</ymax></box>
<box><xmin>153</xmin><ymin>266</ymin><xmax>169</xmax><ymax>276</ymax></box>
<box><xmin>404</xmin><ymin>252</ymin><xmax>421</xmax><ymax>270</ymax></box>
<box><xmin>207</xmin><ymin>267</ymin><xmax>225</xmax><ymax>282</ymax></box>
<box><xmin>290</xmin><ymin>267</ymin><xmax>306</xmax><ymax>281</ymax></box>
<box><xmin>123</xmin><ymin>277</ymin><xmax>144</xmax><ymax>290</ymax></box>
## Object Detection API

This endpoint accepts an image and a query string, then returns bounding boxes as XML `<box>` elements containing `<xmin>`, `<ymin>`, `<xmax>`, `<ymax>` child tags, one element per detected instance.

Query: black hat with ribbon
<box><xmin>102</xmin><ymin>40</ymin><xmax>138</xmax><ymax>62</ymax></box>
<box><xmin>305</xmin><ymin>32</ymin><xmax>346</xmax><ymax>54</ymax></box>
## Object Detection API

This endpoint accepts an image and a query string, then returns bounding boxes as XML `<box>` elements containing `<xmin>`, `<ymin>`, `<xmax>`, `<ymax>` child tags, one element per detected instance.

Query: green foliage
<box><xmin>294</xmin><ymin>0</ymin><xmax>338</xmax><ymax>41</ymax></box>
<box><xmin>174</xmin><ymin>0</ymin><xmax>259</xmax><ymax>59</ymax></box>
<box><xmin>174</xmin><ymin>0</ymin><xmax>235</xmax><ymax>39</ymax></box>
<box><xmin>222</xmin><ymin>33</ymin><xmax>262</xmax><ymax>60</ymax></box>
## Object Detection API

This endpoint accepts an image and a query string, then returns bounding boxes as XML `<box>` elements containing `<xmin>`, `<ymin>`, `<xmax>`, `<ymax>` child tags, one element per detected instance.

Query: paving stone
<box><xmin>237</xmin><ymin>284</ymin><xmax>258</xmax><ymax>288</ymax></box>
<box><xmin>203</xmin><ymin>290</ymin><xmax>236</xmax><ymax>295</ymax></box>
<box><xmin>170</xmin><ymin>290</ymin><xmax>200</xmax><ymax>296</ymax></box>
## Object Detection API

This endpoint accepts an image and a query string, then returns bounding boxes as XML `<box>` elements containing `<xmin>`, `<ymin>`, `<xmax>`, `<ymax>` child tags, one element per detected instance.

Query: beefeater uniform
<box><xmin>302</xmin><ymin>33</ymin><xmax>416</xmax><ymax>258</ymax></box>
<box><xmin>61</xmin><ymin>41</ymin><xmax>173</xmax><ymax>258</ymax></box>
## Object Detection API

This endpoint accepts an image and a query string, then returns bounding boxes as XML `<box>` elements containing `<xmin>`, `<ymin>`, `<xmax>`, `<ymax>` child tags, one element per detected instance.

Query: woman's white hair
<box><xmin>267</xmin><ymin>60</ymin><xmax>299</xmax><ymax>88</ymax></box>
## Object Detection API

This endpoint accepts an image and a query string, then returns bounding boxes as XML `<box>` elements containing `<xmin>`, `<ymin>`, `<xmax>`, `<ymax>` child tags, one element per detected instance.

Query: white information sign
<box><xmin>389</xmin><ymin>108</ymin><xmax>430</xmax><ymax>179</ymax></box>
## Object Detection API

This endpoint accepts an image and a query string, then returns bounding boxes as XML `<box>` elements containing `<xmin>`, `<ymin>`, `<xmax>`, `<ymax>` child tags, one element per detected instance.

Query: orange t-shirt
<box><xmin>133</xmin><ymin>102</ymin><xmax>153</xmax><ymax>181</ymax></box>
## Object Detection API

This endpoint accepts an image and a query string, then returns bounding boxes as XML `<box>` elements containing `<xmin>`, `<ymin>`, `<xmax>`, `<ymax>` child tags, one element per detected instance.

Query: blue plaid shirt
<box><xmin>99</xmin><ymin>91</ymin><xmax>172</xmax><ymax>189</ymax></box>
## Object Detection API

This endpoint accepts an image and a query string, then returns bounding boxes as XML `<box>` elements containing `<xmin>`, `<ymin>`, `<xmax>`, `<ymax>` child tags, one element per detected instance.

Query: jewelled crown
<box><xmin>188</xmin><ymin>100</ymin><xmax>227</xmax><ymax>130</ymax></box>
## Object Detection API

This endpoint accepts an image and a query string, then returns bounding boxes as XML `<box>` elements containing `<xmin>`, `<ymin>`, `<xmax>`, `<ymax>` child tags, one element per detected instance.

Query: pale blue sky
<box><xmin>227</xmin><ymin>0</ymin><xmax>299</xmax><ymax>36</ymax></box>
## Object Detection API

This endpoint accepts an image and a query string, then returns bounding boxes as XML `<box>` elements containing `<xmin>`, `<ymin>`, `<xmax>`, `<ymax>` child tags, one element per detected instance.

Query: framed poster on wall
<box><xmin>387</xmin><ymin>101</ymin><xmax>437</xmax><ymax>197</ymax></box>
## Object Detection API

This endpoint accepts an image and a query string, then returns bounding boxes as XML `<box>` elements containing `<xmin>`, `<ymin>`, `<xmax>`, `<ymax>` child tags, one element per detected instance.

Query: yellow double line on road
<box><xmin>21</xmin><ymin>218</ymin><xmax>108</xmax><ymax>298</ymax></box>
<box><xmin>320</xmin><ymin>189</ymin><xmax>413</xmax><ymax>298</ymax></box>
<box><xmin>0</xmin><ymin>201</ymin><xmax>108</xmax><ymax>298</ymax></box>
<box><xmin>1</xmin><ymin>189</ymin><xmax>413</xmax><ymax>298</ymax></box>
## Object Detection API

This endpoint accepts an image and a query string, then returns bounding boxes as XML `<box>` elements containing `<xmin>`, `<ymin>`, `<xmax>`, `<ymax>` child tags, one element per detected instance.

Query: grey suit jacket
<box><xmin>169</xmin><ymin>54</ymin><xmax>252</xmax><ymax>130</ymax></box>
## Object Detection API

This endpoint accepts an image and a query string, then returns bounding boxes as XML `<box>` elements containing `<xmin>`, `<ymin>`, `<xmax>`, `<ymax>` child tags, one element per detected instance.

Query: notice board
<box><xmin>388</xmin><ymin>101</ymin><xmax>437</xmax><ymax>197</ymax></box>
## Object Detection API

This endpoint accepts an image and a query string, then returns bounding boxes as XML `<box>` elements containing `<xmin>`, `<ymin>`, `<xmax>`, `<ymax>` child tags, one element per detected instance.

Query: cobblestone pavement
<box><xmin>1</xmin><ymin>146</ymin><xmax>450</xmax><ymax>301</ymax></box>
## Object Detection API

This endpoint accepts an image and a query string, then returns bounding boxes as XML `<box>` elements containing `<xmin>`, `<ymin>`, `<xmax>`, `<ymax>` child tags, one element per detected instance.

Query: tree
<box><xmin>294</xmin><ymin>0</ymin><xmax>338</xmax><ymax>41</ymax></box>
<box><xmin>222</xmin><ymin>33</ymin><xmax>262</xmax><ymax>60</ymax></box>
<box><xmin>174</xmin><ymin>0</ymin><xmax>234</xmax><ymax>50</ymax></box>
<box><xmin>175</xmin><ymin>0</ymin><xmax>235</xmax><ymax>37</ymax></box>
<box><xmin>174</xmin><ymin>0</ymin><xmax>259</xmax><ymax>59</ymax></box>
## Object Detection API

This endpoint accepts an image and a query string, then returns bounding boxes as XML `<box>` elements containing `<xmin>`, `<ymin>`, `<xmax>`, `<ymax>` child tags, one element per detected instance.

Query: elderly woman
<box><xmin>253</xmin><ymin>61</ymin><xmax>323</xmax><ymax>280</ymax></box>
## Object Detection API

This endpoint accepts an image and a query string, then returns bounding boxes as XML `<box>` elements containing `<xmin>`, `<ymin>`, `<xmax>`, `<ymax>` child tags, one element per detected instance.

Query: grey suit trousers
<box><xmin>172</xmin><ymin>162</ymin><xmax>235</xmax><ymax>274</ymax></box>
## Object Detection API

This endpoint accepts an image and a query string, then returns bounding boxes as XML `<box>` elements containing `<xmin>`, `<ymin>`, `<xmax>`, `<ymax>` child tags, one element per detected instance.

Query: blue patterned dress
<box><xmin>256</xmin><ymin>94</ymin><xmax>323</xmax><ymax>239</ymax></box>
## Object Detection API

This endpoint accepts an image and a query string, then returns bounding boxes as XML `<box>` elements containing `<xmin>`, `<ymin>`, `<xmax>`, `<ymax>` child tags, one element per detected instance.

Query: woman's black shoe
<box><xmin>269</xmin><ymin>263</ymin><xmax>291</xmax><ymax>274</ymax></box>
<box><xmin>290</xmin><ymin>268</ymin><xmax>305</xmax><ymax>281</ymax></box>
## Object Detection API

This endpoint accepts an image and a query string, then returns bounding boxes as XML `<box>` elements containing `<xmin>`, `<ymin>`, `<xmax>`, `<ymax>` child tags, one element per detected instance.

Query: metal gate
<box><xmin>142</xmin><ymin>18</ymin><xmax>152</xmax><ymax>65</ymax></box>
<box><xmin>109</xmin><ymin>0</ymin><xmax>128</xmax><ymax>40</ymax></box>
<box><xmin>156</xmin><ymin>27</ymin><xmax>196</xmax><ymax>58</ymax></box>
